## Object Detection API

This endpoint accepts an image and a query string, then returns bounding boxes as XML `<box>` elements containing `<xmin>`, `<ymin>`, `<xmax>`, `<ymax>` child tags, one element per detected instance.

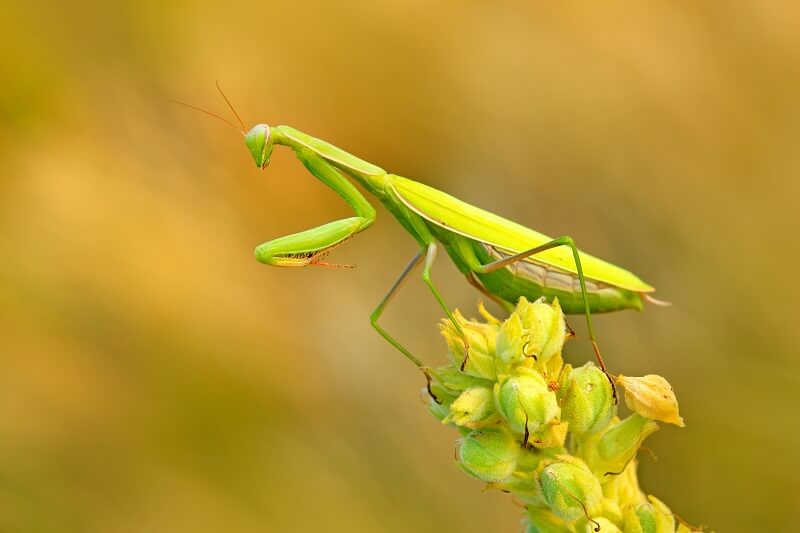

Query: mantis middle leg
<box><xmin>421</xmin><ymin>243</ymin><xmax>471</xmax><ymax>370</ymax></box>
<box><xmin>370</xmin><ymin>243</ymin><xmax>471</xmax><ymax>371</ymax></box>
<box><xmin>370</xmin><ymin>250</ymin><xmax>425</xmax><ymax>368</ymax></box>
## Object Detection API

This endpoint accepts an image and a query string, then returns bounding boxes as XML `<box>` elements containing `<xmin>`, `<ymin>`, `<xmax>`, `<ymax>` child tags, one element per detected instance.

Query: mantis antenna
<box><xmin>166</xmin><ymin>99</ymin><xmax>244</xmax><ymax>135</ymax></box>
<box><xmin>215</xmin><ymin>78</ymin><xmax>247</xmax><ymax>131</ymax></box>
<box><xmin>166</xmin><ymin>78</ymin><xmax>247</xmax><ymax>135</ymax></box>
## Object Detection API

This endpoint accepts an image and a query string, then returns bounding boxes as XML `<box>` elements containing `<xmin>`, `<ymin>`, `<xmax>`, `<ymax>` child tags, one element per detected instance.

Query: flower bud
<box><xmin>518</xmin><ymin>297</ymin><xmax>566</xmax><ymax>363</ymax></box>
<box><xmin>600</xmin><ymin>497</ymin><xmax>624</xmax><ymax>526</ymax></box>
<box><xmin>560</xmin><ymin>363</ymin><xmax>616</xmax><ymax>435</ymax></box>
<box><xmin>440</xmin><ymin>310</ymin><xmax>497</xmax><ymax>380</ymax></box>
<box><xmin>524</xmin><ymin>506</ymin><xmax>569</xmax><ymax>533</ymax></box>
<box><xmin>622</xmin><ymin>495</ymin><xmax>675</xmax><ymax>533</ymax></box>
<box><xmin>422</xmin><ymin>387</ymin><xmax>452</xmax><ymax>422</ymax></box>
<box><xmin>648</xmin><ymin>495</ymin><xmax>677</xmax><ymax>532</ymax></box>
<box><xmin>426</xmin><ymin>380</ymin><xmax>460</xmax><ymax>408</ymax></box>
<box><xmin>530</xmin><ymin>420</ymin><xmax>569</xmax><ymax>449</ymax></box>
<box><xmin>583</xmin><ymin>517</ymin><xmax>622</xmax><ymax>533</ymax></box>
<box><xmin>617</xmin><ymin>374</ymin><xmax>685</xmax><ymax>427</ymax></box>
<box><xmin>602</xmin><ymin>455</ymin><xmax>645</xmax><ymax>510</ymax></box>
<box><xmin>496</xmin><ymin>312</ymin><xmax>525</xmax><ymax>368</ymax></box>
<box><xmin>622</xmin><ymin>505</ymin><xmax>651</xmax><ymax>533</ymax></box>
<box><xmin>432</xmin><ymin>365</ymin><xmax>494</xmax><ymax>394</ymax></box>
<box><xmin>456</xmin><ymin>428</ymin><xmax>520</xmax><ymax>483</ymax></box>
<box><xmin>489</xmin><ymin>469</ymin><xmax>541</xmax><ymax>501</ymax></box>
<box><xmin>538</xmin><ymin>457</ymin><xmax>603</xmax><ymax>523</ymax></box>
<box><xmin>495</xmin><ymin>369</ymin><xmax>560</xmax><ymax>435</ymax></box>
<box><xmin>443</xmin><ymin>386</ymin><xmax>497</xmax><ymax>428</ymax></box>
<box><xmin>595</xmin><ymin>414</ymin><xmax>658</xmax><ymax>475</ymax></box>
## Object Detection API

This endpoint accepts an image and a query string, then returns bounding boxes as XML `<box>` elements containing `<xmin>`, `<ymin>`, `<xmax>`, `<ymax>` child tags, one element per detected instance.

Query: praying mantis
<box><xmin>173</xmin><ymin>85</ymin><xmax>663</xmax><ymax>393</ymax></box>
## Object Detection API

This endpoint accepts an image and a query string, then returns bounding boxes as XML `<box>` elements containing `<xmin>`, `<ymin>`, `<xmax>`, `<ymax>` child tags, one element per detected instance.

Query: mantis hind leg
<box><xmin>476</xmin><ymin>235</ymin><xmax>617</xmax><ymax>401</ymax></box>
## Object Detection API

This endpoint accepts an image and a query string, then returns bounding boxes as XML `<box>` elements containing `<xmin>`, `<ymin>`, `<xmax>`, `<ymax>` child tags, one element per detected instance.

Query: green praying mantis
<box><xmin>173</xmin><ymin>84</ymin><xmax>664</xmax><ymax>395</ymax></box>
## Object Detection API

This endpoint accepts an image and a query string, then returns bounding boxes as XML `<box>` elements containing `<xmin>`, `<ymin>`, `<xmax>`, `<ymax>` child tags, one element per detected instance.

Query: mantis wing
<box><xmin>390</xmin><ymin>176</ymin><xmax>654</xmax><ymax>293</ymax></box>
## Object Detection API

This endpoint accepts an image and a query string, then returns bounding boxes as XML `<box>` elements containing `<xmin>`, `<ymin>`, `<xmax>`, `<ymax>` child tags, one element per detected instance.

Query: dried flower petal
<box><xmin>617</xmin><ymin>374</ymin><xmax>685</xmax><ymax>427</ymax></box>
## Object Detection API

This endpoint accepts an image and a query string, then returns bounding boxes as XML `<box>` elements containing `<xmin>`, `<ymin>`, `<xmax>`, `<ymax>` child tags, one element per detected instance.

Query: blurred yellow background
<box><xmin>1</xmin><ymin>1</ymin><xmax>798</xmax><ymax>531</ymax></box>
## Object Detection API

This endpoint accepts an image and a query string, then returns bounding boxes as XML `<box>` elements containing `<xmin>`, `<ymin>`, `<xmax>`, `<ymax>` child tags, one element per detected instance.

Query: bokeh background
<box><xmin>1</xmin><ymin>1</ymin><xmax>798</xmax><ymax>531</ymax></box>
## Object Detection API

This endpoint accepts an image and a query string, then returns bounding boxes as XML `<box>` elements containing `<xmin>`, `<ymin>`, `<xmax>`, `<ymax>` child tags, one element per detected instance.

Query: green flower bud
<box><xmin>560</xmin><ymin>363</ymin><xmax>616</xmax><ymax>435</ymax></box>
<box><xmin>486</xmin><ymin>447</ymin><xmax>547</xmax><ymax>501</ymax></box>
<box><xmin>595</xmin><ymin>414</ymin><xmax>658</xmax><ymax>475</ymax></box>
<box><xmin>457</xmin><ymin>427</ymin><xmax>521</xmax><ymax>483</ymax></box>
<box><xmin>423</xmin><ymin>366</ymin><xmax>492</xmax><ymax>422</ymax></box>
<box><xmin>583</xmin><ymin>517</ymin><xmax>622</xmax><ymax>533</ymax></box>
<box><xmin>602</xmin><ymin>458</ymin><xmax>646</xmax><ymax>510</ymax></box>
<box><xmin>489</xmin><ymin>471</ymin><xmax>541</xmax><ymax>501</ymax></box>
<box><xmin>517</xmin><ymin>297</ymin><xmax>566</xmax><ymax>363</ymax></box>
<box><xmin>524</xmin><ymin>506</ymin><xmax>570</xmax><ymax>533</ymax></box>
<box><xmin>617</xmin><ymin>374</ymin><xmax>685</xmax><ymax>427</ymax></box>
<box><xmin>623</xmin><ymin>496</ymin><xmax>675</xmax><ymax>533</ymax></box>
<box><xmin>443</xmin><ymin>386</ymin><xmax>497</xmax><ymax>428</ymax></box>
<box><xmin>538</xmin><ymin>457</ymin><xmax>603</xmax><ymax>523</ymax></box>
<box><xmin>496</xmin><ymin>312</ymin><xmax>526</xmax><ymax>368</ymax></box>
<box><xmin>529</xmin><ymin>420</ymin><xmax>569</xmax><ymax>450</ymax></box>
<box><xmin>648</xmin><ymin>495</ymin><xmax>677</xmax><ymax>532</ymax></box>
<box><xmin>440</xmin><ymin>310</ymin><xmax>497</xmax><ymax>380</ymax></box>
<box><xmin>600</xmin><ymin>496</ymin><xmax>624</xmax><ymax>526</ymax></box>
<box><xmin>432</xmin><ymin>365</ymin><xmax>494</xmax><ymax>394</ymax></box>
<box><xmin>422</xmin><ymin>387</ymin><xmax>452</xmax><ymax>422</ymax></box>
<box><xmin>623</xmin><ymin>504</ymin><xmax>651</xmax><ymax>533</ymax></box>
<box><xmin>495</xmin><ymin>369</ymin><xmax>560</xmax><ymax>436</ymax></box>
<box><xmin>425</xmin><ymin>380</ymin><xmax>460</xmax><ymax>408</ymax></box>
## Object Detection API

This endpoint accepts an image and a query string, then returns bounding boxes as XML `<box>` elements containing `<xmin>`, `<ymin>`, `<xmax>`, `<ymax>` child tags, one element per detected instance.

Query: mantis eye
<box><xmin>244</xmin><ymin>124</ymin><xmax>273</xmax><ymax>168</ymax></box>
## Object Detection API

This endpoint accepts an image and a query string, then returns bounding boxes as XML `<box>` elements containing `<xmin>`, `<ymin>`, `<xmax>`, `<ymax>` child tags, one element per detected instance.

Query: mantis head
<box><xmin>167</xmin><ymin>81</ymin><xmax>276</xmax><ymax>169</ymax></box>
<box><xmin>245</xmin><ymin>124</ymin><xmax>274</xmax><ymax>169</ymax></box>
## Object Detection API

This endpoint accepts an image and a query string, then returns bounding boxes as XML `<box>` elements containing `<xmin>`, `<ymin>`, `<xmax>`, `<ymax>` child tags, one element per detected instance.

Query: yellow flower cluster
<box><xmin>424</xmin><ymin>298</ymin><xmax>696</xmax><ymax>532</ymax></box>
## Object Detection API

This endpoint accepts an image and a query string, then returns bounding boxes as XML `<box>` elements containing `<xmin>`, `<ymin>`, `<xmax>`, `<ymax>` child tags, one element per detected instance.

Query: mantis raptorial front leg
<box><xmin>477</xmin><ymin>235</ymin><xmax>618</xmax><ymax>400</ymax></box>
<box><xmin>254</xmin><ymin>149</ymin><xmax>376</xmax><ymax>268</ymax></box>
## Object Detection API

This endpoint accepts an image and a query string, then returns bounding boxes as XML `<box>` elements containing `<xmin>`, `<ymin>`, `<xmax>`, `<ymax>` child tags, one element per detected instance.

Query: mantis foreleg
<box><xmin>254</xmin><ymin>149</ymin><xmax>376</xmax><ymax>267</ymax></box>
